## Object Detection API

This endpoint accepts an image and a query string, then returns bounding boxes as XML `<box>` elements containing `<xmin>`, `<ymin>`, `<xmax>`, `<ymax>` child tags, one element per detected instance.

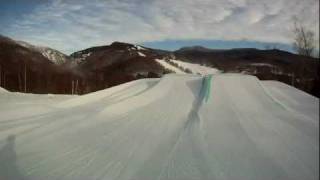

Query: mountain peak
<box><xmin>16</xmin><ymin>40</ymin><xmax>69</xmax><ymax>65</ymax></box>
<box><xmin>110</xmin><ymin>41</ymin><xmax>134</xmax><ymax>48</ymax></box>
<box><xmin>177</xmin><ymin>46</ymin><xmax>213</xmax><ymax>52</ymax></box>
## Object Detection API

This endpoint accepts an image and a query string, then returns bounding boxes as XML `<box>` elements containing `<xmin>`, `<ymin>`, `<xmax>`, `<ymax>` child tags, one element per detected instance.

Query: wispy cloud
<box><xmin>3</xmin><ymin>0</ymin><xmax>319</xmax><ymax>54</ymax></box>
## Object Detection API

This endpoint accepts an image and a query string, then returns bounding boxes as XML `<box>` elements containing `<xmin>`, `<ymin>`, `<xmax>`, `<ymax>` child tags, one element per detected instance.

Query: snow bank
<box><xmin>0</xmin><ymin>74</ymin><xmax>318</xmax><ymax>180</ymax></box>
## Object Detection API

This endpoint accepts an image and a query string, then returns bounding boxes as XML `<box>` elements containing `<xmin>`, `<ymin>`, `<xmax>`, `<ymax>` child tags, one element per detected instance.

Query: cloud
<box><xmin>3</xmin><ymin>0</ymin><xmax>319</xmax><ymax>54</ymax></box>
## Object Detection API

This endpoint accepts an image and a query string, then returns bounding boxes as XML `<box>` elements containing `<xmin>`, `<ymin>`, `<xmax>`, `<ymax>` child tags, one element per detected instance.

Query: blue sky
<box><xmin>0</xmin><ymin>0</ymin><xmax>318</xmax><ymax>54</ymax></box>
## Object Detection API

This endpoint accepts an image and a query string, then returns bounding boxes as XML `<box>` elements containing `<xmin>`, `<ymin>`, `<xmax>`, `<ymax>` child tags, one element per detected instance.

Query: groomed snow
<box><xmin>0</xmin><ymin>74</ymin><xmax>318</xmax><ymax>180</ymax></box>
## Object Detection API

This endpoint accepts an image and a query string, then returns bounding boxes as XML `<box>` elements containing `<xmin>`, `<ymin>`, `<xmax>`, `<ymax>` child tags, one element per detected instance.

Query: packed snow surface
<box><xmin>0</xmin><ymin>74</ymin><xmax>318</xmax><ymax>180</ymax></box>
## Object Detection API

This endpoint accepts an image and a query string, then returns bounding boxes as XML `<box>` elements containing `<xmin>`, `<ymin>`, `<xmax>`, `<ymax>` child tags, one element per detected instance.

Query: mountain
<box><xmin>69</xmin><ymin>41</ymin><xmax>165</xmax><ymax>66</ymax></box>
<box><xmin>0</xmin><ymin>36</ymin><xmax>172</xmax><ymax>94</ymax></box>
<box><xmin>0</xmin><ymin>35</ymin><xmax>79</xmax><ymax>94</ymax></box>
<box><xmin>177</xmin><ymin>45</ymin><xmax>217</xmax><ymax>52</ymax></box>
<box><xmin>0</xmin><ymin>35</ymin><xmax>319</xmax><ymax>97</ymax></box>
<box><xmin>66</xmin><ymin>42</ymin><xmax>171</xmax><ymax>92</ymax></box>
<box><xmin>17</xmin><ymin>41</ymin><xmax>69</xmax><ymax>65</ymax></box>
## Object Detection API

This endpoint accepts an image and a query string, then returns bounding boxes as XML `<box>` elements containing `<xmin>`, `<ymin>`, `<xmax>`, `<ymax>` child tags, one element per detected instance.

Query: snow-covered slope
<box><xmin>18</xmin><ymin>41</ymin><xmax>68</xmax><ymax>65</ymax></box>
<box><xmin>155</xmin><ymin>59</ymin><xmax>186</xmax><ymax>74</ymax></box>
<box><xmin>0</xmin><ymin>74</ymin><xmax>318</xmax><ymax>180</ymax></box>
<box><xmin>36</xmin><ymin>46</ymin><xmax>69</xmax><ymax>65</ymax></box>
<box><xmin>171</xmin><ymin>59</ymin><xmax>220</xmax><ymax>75</ymax></box>
<box><xmin>155</xmin><ymin>59</ymin><xmax>220</xmax><ymax>75</ymax></box>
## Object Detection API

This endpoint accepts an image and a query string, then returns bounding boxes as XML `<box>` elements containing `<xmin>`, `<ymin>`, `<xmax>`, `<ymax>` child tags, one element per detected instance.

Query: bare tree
<box><xmin>0</xmin><ymin>65</ymin><xmax>2</xmax><ymax>87</ymax></box>
<box><xmin>75</xmin><ymin>79</ymin><xmax>79</xmax><ymax>94</ymax></box>
<box><xmin>24</xmin><ymin>62</ymin><xmax>27</xmax><ymax>93</ymax></box>
<box><xmin>71</xmin><ymin>80</ymin><xmax>74</xmax><ymax>95</ymax></box>
<box><xmin>18</xmin><ymin>71</ymin><xmax>22</xmax><ymax>91</ymax></box>
<box><xmin>292</xmin><ymin>17</ymin><xmax>316</xmax><ymax>57</ymax></box>
<box><xmin>3</xmin><ymin>71</ymin><xmax>6</xmax><ymax>89</ymax></box>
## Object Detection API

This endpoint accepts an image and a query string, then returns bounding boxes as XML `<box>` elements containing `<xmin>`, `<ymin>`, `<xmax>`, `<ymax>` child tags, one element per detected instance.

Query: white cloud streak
<box><xmin>5</xmin><ymin>0</ymin><xmax>319</xmax><ymax>54</ymax></box>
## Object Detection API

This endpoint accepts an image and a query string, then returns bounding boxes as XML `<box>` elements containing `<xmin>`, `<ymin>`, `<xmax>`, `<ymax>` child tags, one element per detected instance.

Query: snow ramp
<box><xmin>0</xmin><ymin>74</ymin><xmax>318</xmax><ymax>180</ymax></box>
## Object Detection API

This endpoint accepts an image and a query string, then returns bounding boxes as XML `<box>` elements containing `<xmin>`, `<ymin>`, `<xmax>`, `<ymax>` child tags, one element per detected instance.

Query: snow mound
<box><xmin>0</xmin><ymin>74</ymin><xmax>318</xmax><ymax>180</ymax></box>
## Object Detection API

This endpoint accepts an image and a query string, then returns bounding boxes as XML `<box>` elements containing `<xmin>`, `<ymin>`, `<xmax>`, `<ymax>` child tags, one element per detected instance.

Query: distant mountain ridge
<box><xmin>0</xmin><ymin>35</ymin><xmax>75</xmax><ymax>94</ymax></box>
<box><xmin>17</xmin><ymin>41</ymin><xmax>69</xmax><ymax>65</ymax></box>
<box><xmin>177</xmin><ymin>46</ymin><xmax>214</xmax><ymax>52</ymax></box>
<box><xmin>174</xmin><ymin>47</ymin><xmax>319</xmax><ymax>97</ymax></box>
<box><xmin>0</xmin><ymin>35</ymin><xmax>319</xmax><ymax>97</ymax></box>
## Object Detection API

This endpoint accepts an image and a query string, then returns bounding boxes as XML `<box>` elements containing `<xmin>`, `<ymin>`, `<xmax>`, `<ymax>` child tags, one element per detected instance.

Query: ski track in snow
<box><xmin>0</xmin><ymin>74</ymin><xmax>318</xmax><ymax>180</ymax></box>
<box><xmin>137</xmin><ymin>52</ymin><xmax>146</xmax><ymax>57</ymax></box>
<box><xmin>155</xmin><ymin>59</ymin><xmax>220</xmax><ymax>75</ymax></box>
<box><xmin>155</xmin><ymin>59</ymin><xmax>186</xmax><ymax>74</ymax></box>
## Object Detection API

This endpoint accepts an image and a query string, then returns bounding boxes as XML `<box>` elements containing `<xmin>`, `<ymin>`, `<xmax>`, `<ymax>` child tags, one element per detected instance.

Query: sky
<box><xmin>0</xmin><ymin>0</ymin><xmax>319</xmax><ymax>54</ymax></box>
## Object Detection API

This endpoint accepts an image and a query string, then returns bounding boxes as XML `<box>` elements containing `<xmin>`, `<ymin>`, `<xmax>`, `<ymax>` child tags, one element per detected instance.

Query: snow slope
<box><xmin>155</xmin><ymin>59</ymin><xmax>220</xmax><ymax>75</ymax></box>
<box><xmin>0</xmin><ymin>74</ymin><xmax>318</xmax><ymax>180</ymax></box>
<box><xmin>155</xmin><ymin>59</ymin><xmax>186</xmax><ymax>74</ymax></box>
<box><xmin>137</xmin><ymin>52</ymin><xmax>146</xmax><ymax>57</ymax></box>
<box><xmin>171</xmin><ymin>59</ymin><xmax>220</xmax><ymax>75</ymax></box>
